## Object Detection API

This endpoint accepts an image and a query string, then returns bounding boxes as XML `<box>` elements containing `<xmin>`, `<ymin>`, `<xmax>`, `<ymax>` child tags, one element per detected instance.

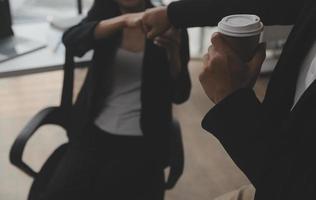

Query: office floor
<box><xmin>0</xmin><ymin>60</ymin><xmax>269</xmax><ymax>200</ymax></box>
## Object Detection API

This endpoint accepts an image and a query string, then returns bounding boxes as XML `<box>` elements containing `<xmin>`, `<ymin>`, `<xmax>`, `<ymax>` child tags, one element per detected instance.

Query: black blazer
<box><xmin>62</xmin><ymin>0</ymin><xmax>191</xmax><ymax>166</ymax></box>
<box><xmin>168</xmin><ymin>0</ymin><xmax>316</xmax><ymax>199</ymax></box>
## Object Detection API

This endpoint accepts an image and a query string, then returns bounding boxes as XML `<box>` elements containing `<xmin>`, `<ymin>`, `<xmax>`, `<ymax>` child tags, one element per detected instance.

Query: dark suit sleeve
<box><xmin>171</xmin><ymin>29</ymin><xmax>191</xmax><ymax>104</ymax></box>
<box><xmin>201</xmin><ymin>88</ymin><xmax>276</xmax><ymax>186</ymax></box>
<box><xmin>62</xmin><ymin>1</ymin><xmax>105</xmax><ymax>57</ymax></box>
<box><xmin>167</xmin><ymin>0</ymin><xmax>307</xmax><ymax>28</ymax></box>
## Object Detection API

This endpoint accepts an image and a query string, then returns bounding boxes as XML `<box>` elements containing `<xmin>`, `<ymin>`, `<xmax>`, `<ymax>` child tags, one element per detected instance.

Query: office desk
<box><xmin>0</xmin><ymin>22</ymin><xmax>92</xmax><ymax>78</ymax></box>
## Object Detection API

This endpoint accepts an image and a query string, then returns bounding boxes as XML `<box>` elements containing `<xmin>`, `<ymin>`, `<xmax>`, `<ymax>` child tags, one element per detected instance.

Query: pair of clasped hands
<box><xmin>129</xmin><ymin>7</ymin><xmax>267</xmax><ymax>104</ymax></box>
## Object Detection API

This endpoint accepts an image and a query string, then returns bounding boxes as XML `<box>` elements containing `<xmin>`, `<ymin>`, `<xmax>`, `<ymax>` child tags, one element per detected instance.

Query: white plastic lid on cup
<box><xmin>218</xmin><ymin>14</ymin><xmax>264</xmax><ymax>37</ymax></box>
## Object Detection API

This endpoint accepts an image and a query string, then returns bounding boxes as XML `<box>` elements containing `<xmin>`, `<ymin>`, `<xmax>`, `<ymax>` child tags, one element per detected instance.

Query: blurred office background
<box><xmin>0</xmin><ymin>0</ymin><xmax>291</xmax><ymax>199</ymax></box>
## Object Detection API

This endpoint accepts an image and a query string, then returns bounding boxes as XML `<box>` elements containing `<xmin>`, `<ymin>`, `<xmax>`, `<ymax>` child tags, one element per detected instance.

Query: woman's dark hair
<box><xmin>91</xmin><ymin>0</ymin><xmax>153</xmax><ymax>20</ymax></box>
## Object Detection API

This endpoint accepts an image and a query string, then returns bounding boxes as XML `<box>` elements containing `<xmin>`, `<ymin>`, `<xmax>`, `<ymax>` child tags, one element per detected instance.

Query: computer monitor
<box><xmin>0</xmin><ymin>0</ymin><xmax>46</xmax><ymax>63</ymax></box>
<box><xmin>0</xmin><ymin>0</ymin><xmax>14</xmax><ymax>38</ymax></box>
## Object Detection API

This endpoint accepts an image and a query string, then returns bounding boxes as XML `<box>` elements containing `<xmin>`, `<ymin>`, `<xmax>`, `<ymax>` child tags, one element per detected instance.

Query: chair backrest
<box><xmin>61</xmin><ymin>49</ymin><xmax>75</xmax><ymax>108</ymax></box>
<box><xmin>59</xmin><ymin>48</ymin><xmax>76</xmax><ymax>132</ymax></box>
<box><xmin>9</xmin><ymin>48</ymin><xmax>77</xmax><ymax>178</ymax></box>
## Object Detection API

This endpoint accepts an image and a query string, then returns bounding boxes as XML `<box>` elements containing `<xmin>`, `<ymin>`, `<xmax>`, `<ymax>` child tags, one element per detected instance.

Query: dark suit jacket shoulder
<box><xmin>167</xmin><ymin>0</ymin><xmax>309</xmax><ymax>27</ymax></box>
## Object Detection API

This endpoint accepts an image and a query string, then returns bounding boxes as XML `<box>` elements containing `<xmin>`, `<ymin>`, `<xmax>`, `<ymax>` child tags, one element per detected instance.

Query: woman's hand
<box><xmin>154</xmin><ymin>28</ymin><xmax>182</xmax><ymax>78</ymax></box>
<box><xmin>123</xmin><ymin>12</ymin><xmax>144</xmax><ymax>29</ymax></box>
<box><xmin>94</xmin><ymin>12</ymin><xmax>144</xmax><ymax>39</ymax></box>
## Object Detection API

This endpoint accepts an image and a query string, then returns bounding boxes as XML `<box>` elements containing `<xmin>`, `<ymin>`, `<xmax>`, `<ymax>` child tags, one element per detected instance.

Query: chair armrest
<box><xmin>9</xmin><ymin>106</ymin><xmax>66</xmax><ymax>177</ymax></box>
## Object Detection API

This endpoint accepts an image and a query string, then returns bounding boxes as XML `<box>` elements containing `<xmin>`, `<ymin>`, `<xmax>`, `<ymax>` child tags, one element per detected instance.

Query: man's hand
<box><xmin>153</xmin><ymin>27</ymin><xmax>181</xmax><ymax>57</ymax></box>
<box><xmin>142</xmin><ymin>7</ymin><xmax>172</xmax><ymax>39</ymax></box>
<box><xmin>199</xmin><ymin>33</ymin><xmax>266</xmax><ymax>104</ymax></box>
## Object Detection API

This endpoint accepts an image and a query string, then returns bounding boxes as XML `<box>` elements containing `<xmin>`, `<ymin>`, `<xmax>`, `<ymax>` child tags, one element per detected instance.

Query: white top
<box><xmin>293</xmin><ymin>42</ymin><xmax>316</xmax><ymax>108</ymax></box>
<box><xmin>94</xmin><ymin>48</ymin><xmax>144</xmax><ymax>136</ymax></box>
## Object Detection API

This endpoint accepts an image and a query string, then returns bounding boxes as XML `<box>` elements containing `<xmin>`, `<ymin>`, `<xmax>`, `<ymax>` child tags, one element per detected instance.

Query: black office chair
<box><xmin>9</xmin><ymin>49</ymin><xmax>184</xmax><ymax>199</ymax></box>
<box><xmin>9</xmin><ymin>49</ymin><xmax>75</xmax><ymax>199</ymax></box>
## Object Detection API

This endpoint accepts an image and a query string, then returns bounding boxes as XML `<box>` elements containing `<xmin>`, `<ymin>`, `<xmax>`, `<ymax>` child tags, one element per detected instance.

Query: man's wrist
<box><xmin>162</xmin><ymin>6</ymin><xmax>171</xmax><ymax>26</ymax></box>
<box><xmin>214</xmin><ymin>87</ymin><xmax>252</xmax><ymax>104</ymax></box>
<box><xmin>166</xmin><ymin>3</ymin><xmax>174</xmax><ymax>26</ymax></box>
<box><xmin>166</xmin><ymin>2</ymin><xmax>181</xmax><ymax>28</ymax></box>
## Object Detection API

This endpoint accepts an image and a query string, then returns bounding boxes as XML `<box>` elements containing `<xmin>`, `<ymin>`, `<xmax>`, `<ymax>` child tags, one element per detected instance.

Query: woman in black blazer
<box><xmin>38</xmin><ymin>0</ymin><xmax>191</xmax><ymax>199</ymax></box>
<box><xmin>143</xmin><ymin>0</ymin><xmax>316</xmax><ymax>199</ymax></box>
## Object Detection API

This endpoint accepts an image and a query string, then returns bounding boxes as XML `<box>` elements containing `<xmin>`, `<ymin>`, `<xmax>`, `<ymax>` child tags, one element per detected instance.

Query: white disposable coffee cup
<box><xmin>218</xmin><ymin>14</ymin><xmax>264</xmax><ymax>62</ymax></box>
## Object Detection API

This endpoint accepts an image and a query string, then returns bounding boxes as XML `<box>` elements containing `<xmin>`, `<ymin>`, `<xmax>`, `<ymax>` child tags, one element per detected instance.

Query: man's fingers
<box><xmin>210</xmin><ymin>32</ymin><xmax>221</xmax><ymax>42</ymax></box>
<box><xmin>211</xmin><ymin>32</ymin><xmax>236</xmax><ymax>56</ymax></box>
<box><xmin>155</xmin><ymin>36</ymin><xmax>175</xmax><ymax>46</ymax></box>
<box><xmin>148</xmin><ymin>27</ymin><xmax>169</xmax><ymax>39</ymax></box>
<box><xmin>203</xmin><ymin>46</ymin><xmax>225</xmax><ymax>69</ymax></box>
<box><xmin>211</xmin><ymin>32</ymin><xmax>226</xmax><ymax>49</ymax></box>
<box><xmin>208</xmin><ymin>45</ymin><xmax>214</xmax><ymax>53</ymax></box>
<box><xmin>163</xmin><ymin>27</ymin><xmax>179</xmax><ymax>38</ymax></box>
<box><xmin>203</xmin><ymin>53</ymin><xmax>210</xmax><ymax>66</ymax></box>
<box><xmin>247</xmin><ymin>42</ymin><xmax>267</xmax><ymax>74</ymax></box>
<box><xmin>154</xmin><ymin>37</ymin><xmax>170</xmax><ymax>48</ymax></box>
